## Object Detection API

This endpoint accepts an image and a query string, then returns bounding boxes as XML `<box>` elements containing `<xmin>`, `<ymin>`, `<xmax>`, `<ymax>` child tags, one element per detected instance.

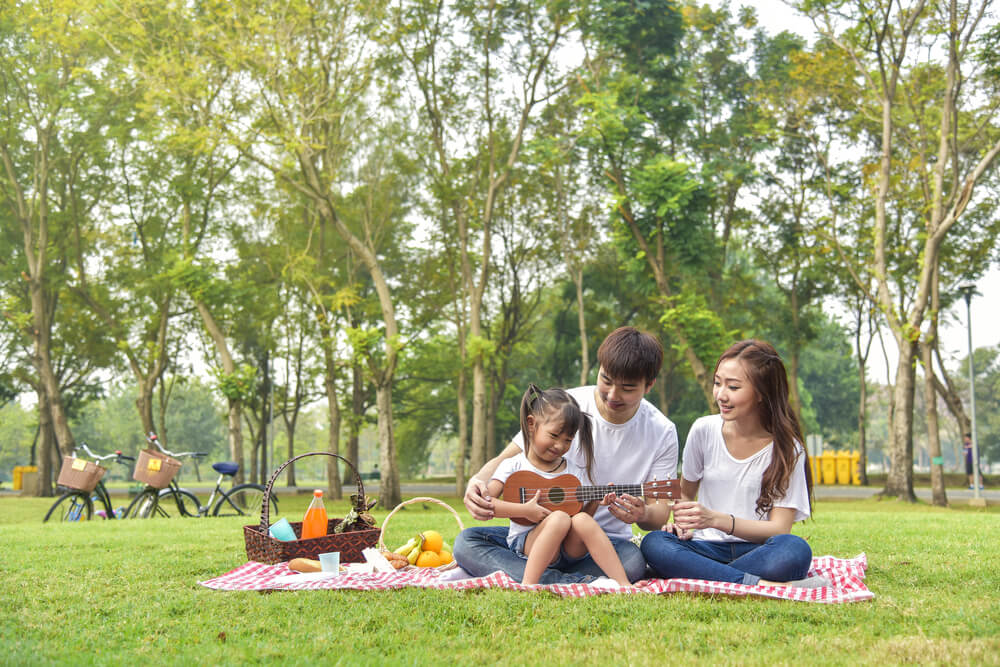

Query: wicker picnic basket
<box><xmin>244</xmin><ymin>452</ymin><xmax>381</xmax><ymax>564</ymax></box>
<box><xmin>57</xmin><ymin>456</ymin><xmax>106</xmax><ymax>493</ymax></box>
<box><xmin>378</xmin><ymin>496</ymin><xmax>463</xmax><ymax>571</ymax></box>
<box><xmin>132</xmin><ymin>448</ymin><xmax>182</xmax><ymax>489</ymax></box>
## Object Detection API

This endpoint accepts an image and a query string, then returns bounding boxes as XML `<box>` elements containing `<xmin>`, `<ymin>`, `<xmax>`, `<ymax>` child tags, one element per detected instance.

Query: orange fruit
<box><xmin>415</xmin><ymin>550</ymin><xmax>442</xmax><ymax>568</ymax></box>
<box><xmin>438</xmin><ymin>550</ymin><xmax>453</xmax><ymax>565</ymax></box>
<box><xmin>420</xmin><ymin>530</ymin><xmax>443</xmax><ymax>554</ymax></box>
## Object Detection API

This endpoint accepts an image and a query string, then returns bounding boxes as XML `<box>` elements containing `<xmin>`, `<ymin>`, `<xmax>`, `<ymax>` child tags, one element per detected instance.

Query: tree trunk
<box><xmin>454</xmin><ymin>364</ymin><xmax>468</xmax><ymax>495</ymax></box>
<box><xmin>344</xmin><ymin>361</ymin><xmax>363</xmax><ymax>488</ymax></box>
<box><xmin>196</xmin><ymin>300</ymin><xmax>245</xmax><ymax>484</ymax></box>
<box><xmin>469</xmin><ymin>353</ymin><xmax>488</xmax><ymax>475</ymax></box>
<box><xmin>575</xmin><ymin>269</ymin><xmax>589</xmax><ymax>386</ymax></box>
<box><xmin>856</xmin><ymin>355</ymin><xmax>869</xmax><ymax>486</ymax></box>
<box><xmin>787</xmin><ymin>346</ymin><xmax>802</xmax><ymax>426</ymax></box>
<box><xmin>325</xmin><ymin>360</ymin><xmax>343</xmax><ymax>500</ymax></box>
<box><xmin>883</xmin><ymin>340</ymin><xmax>917</xmax><ymax>501</ymax></box>
<box><xmin>36</xmin><ymin>390</ymin><xmax>55</xmax><ymax>497</ymax></box>
<box><xmin>920</xmin><ymin>339</ymin><xmax>947</xmax><ymax>506</ymax></box>
<box><xmin>375</xmin><ymin>383</ymin><xmax>401</xmax><ymax>509</ymax></box>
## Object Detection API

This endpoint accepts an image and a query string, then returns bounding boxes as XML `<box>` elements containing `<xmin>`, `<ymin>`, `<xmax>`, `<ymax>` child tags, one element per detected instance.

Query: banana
<box><xmin>394</xmin><ymin>536</ymin><xmax>419</xmax><ymax>555</ymax></box>
<box><xmin>406</xmin><ymin>543</ymin><xmax>422</xmax><ymax>565</ymax></box>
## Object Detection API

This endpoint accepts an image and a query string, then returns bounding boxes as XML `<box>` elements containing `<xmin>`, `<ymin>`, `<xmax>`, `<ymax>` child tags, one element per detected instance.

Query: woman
<box><xmin>641</xmin><ymin>340</ymin><xmax>826</xmax><ymax>587</ymax></box>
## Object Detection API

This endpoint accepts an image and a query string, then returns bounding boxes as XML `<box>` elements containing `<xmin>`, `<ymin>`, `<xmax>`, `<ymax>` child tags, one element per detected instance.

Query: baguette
<box><xmin>288</xmin><ymin>557</ymin><xmax>322</xmax><ymax>573</ymax></box>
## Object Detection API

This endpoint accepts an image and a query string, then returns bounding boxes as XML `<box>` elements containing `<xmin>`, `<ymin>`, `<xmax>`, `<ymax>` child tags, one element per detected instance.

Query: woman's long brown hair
<box><xmin>717</xmin><ymin>340</ymin><xmax>813</xmax><ymax>516</ymax></box>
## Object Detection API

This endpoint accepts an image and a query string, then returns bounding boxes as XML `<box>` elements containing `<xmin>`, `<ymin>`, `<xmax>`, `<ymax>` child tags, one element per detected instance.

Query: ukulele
<box><xmin>501</xmin><ymin>470</ymin><xmax>680</xmax><ymax>526</ymax></box>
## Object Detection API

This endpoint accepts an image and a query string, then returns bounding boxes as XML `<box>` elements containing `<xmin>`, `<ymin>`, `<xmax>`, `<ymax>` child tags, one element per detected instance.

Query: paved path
<box><xmin>6</xmin><ymin>483</ymin><xmax>996</xmax><ymax>503</ymax></box>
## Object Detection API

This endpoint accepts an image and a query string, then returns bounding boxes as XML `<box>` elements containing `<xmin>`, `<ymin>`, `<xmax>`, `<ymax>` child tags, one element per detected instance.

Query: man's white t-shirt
<box><xmin>491</xmin><ymin>453</ymin><xmax>594</xmax><ymax>546</ymax></box>
<box><xmin>682</xmin><ymin>414</ymin><xmax>810</xmax><ymax>543</ymax></box>
<box><xmin>512</xmin><ymin>385</ymin><xmax>678</xmax><ymax>541</ymax></box>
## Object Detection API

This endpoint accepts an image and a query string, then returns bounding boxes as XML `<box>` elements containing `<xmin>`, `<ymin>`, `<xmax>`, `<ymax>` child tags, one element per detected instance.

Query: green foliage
<box><xmin>212</xmin><ymin>365</ymin><xmax>258</xmax><ymax>403</ymax></box>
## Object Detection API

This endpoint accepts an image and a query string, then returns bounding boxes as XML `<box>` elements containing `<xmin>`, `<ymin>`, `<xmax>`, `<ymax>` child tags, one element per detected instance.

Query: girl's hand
<box><xmin>670</xmin><ymin>500</ymin><xmax>719</xmax><ymax>532</ymax></box>
<box><xmin>522</xmin><ymin>490</ymin><xmax>551</xmax><ymax>524</ymax></box>
<box><xmin>662</xmin><ymin>522</ymin><xmax>694</xmax><ymax>540</ymax></box>
<box><xmin>601</xmin><ymin>490</ymin><xmax>646</xmax><ymax>525</ymax></box>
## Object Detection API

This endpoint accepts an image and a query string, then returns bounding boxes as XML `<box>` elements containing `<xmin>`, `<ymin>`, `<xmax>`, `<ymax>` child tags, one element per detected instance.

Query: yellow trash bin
<box><xmin>19</xmin><ymin>469</ymin><xmax>39</xmax><ymax>495</ymax></box>
<box><xmin>12</xmin><ymin>465</ymin><xmax>38</xmax><ymax>491</ymax></box>
<box><xmin>820</xmin><ymin>452</ymin><xmax>837</xmax><ymax>485</ymax></box>
<box><xmin>850</xmin><ymin>451</ymin><xmax>861</xmax><ymax>485</ymax></box>
<box><xmin>835</xmin><ymin>451</ymin><xmax>852</xmax><ymax>485</ymax></box>
<box><xmin>811</xmin><ymin>456</ymin><xmax>822</xmax><ymax>485</ymax></box>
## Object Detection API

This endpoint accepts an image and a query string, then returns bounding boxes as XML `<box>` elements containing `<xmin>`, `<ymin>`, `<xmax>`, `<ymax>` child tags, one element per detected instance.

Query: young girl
<box><xmin>487</xmin><ymin>384</ymin><xmax>632</xmax><ymax>587</ymax></box>
<box><xmin>641</xmin><ymin>340</ymin><xmax>825</xmax><ymax>587</ymax></box>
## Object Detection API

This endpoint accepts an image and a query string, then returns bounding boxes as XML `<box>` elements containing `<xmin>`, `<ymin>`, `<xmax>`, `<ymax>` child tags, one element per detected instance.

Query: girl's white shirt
<box><xmin>682</xmin><ymin>414</ymin><xmax>810</xmax><ymax>543</ymax></box>
<box><xmin>512</xmin><ymin>385</ymin><xmax>678</xmax><ymax>541</ymax></box>
<box><xmin>492</xmin><ymin>452</ymin><xmax>593</xmax><ymax>546</ymax></box>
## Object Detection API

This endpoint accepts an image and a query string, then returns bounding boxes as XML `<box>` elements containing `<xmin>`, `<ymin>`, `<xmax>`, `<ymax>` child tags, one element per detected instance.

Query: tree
<box><xmin>389</xmin><ymin>0</ymin><xmax>575</xmax><ymax>482</ymax></box>
<box><xmin>800</xmin><ymin>0</ymin><xmax>1000</xmax><ymax>500</ymax></box>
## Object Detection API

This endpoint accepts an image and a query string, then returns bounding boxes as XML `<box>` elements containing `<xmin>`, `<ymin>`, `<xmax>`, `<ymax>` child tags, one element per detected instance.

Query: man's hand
<box><xmin>464</xmin><ymin>477</ymin><xmax>495</xmax><ymax>521</ymax></box>
<box><xmin>601</xmin><ymin>490</ymin><xmax>647</xmax><ymax>525</ymax></box>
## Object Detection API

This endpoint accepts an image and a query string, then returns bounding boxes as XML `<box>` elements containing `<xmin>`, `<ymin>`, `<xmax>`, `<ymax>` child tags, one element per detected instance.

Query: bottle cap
<box><xmin>314</xmin><ymin>489</ymin><xmax>323</xmax><ymax>497</ymax></box>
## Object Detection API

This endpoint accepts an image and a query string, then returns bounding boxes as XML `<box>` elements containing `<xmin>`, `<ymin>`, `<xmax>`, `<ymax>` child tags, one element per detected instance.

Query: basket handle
<box><xmin>377</xmin><ymin>496</ymin><xmax>465</xmax><ymax>551</ymax></box>
<box><xmin>258</xmin><ymin>451</ymin><xmax>369</xmax><ymax>534</ymax></box>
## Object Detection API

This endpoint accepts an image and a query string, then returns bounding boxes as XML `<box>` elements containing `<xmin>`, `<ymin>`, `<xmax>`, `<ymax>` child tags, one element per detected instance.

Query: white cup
<box><xmin>318</xmin><ymin>551</ymin><xmax>340</xmax><ymax>573</ymax></box>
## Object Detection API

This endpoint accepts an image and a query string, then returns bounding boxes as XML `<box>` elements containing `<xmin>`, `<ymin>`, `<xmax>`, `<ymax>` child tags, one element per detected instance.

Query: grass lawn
<box><xmin>1</xmin><ymin>494</ymin><xmax>997</xmax><ymax>666</ymax></box>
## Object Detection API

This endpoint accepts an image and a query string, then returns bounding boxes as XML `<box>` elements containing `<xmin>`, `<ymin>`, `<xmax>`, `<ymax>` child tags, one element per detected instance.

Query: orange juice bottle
<box><xmin>301</xmin><ymin>489</ymin><xmax>328</xmax><ymax>540</ymax></box>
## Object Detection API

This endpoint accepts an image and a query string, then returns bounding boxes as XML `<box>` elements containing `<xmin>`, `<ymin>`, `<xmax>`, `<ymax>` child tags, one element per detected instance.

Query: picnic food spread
<box><xmin>391</xmin><ymin>530</ymin><xmax>454</xmax><ymax>568</ymax></box>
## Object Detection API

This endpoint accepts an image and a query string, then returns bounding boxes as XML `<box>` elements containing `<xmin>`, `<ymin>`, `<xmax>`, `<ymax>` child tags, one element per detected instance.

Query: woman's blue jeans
<box><xmin>453</xmin><ymin>526</ymin><xmax>648</xmax><ymax>584</ymax></box>
<box><xmin>640</xmin><ymin>531</ymin><xmax>812</xmax><ymax>585</ymax></box>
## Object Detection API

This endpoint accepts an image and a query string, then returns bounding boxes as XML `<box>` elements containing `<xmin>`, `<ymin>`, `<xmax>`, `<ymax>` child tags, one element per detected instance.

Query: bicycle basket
<box><xmin>57</xmin><ymin>456</ymin><xmax>106</xmax><ymax>493</ymax></box>
<box><xmin>132</xmin><ymin>449</ymin><xmax>181</xmax><ymax>489</ymax></box>
<box><xmin>244</xmin><ymin>451</ymin><xmax>381</xmax><ymax>564</ymax></box>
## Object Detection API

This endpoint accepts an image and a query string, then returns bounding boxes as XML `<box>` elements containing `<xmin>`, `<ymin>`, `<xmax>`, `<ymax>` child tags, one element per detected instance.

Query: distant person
<box><xmin>486</xmin><ymin>384</ymin><xmax>631</xmax><ymax>587</ymax></box>
<box><xmin>455</xmin><ymin>326</ymin><xmax>678</xmax><ymax>584</ymax></box>
<box><xmin>964</xmin><ymin>433</ymin><xmax>982</xmax><ymax>489</ymax></box>
<box><xmin>641</xmin><ymin>340</ymin><xmax>825</xmax><ymax>587</ymax></box>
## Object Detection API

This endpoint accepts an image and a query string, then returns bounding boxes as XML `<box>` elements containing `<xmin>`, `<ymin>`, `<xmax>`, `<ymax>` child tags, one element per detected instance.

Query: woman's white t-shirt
<box><xmin>512</xmin><ymin>385</ymin><xmax>678</xmax><ymax>541</ymax></box>
<box><xmin>492</xmin><ymin>453</ymin><xmax>593</xmax><ymax>546</ymax></box>
<box><xmin>682</xmin><ymin>414</ymin><xmax>810</xmax><ymax>543</ymax></box>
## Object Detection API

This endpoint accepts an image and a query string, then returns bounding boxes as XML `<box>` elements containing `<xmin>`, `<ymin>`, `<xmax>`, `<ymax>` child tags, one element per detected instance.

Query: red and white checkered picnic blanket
<box><xmin>199</xmin><ymin>553</ymin><xmax>873</xmax><ymax>603</ymax></box>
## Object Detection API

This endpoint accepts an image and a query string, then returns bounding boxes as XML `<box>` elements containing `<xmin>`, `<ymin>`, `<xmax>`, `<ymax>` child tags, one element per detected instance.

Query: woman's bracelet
<box><xmin>727</xmin><ymin>514</ymin><xmax>735</xmax><ymax>535</ymax></box>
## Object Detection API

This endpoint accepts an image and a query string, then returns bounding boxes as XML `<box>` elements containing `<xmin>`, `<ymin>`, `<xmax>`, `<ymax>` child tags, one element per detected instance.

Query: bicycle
<box><xmin>127</xmin><ymin>433</ymin><xmax>277</xmax><ymax>519</ymax></box>
<box><xmin>43</xmin><ymin>444</ymin><xmax>135</xmax><ymax>522</ymax></box>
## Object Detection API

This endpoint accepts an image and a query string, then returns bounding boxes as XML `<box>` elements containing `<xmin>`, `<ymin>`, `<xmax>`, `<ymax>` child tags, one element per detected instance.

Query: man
<box><xmin>454</xmin><ymin>326</ymin><xmax>678</xmax><ymax>584</ymax></box>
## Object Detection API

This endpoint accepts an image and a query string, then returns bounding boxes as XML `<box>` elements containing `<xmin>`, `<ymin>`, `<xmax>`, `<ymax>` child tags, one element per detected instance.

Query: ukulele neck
<box><xmin>574</xmin><ymin>483</ymin><xmax>644</xmax><ymax>502</ymax></box>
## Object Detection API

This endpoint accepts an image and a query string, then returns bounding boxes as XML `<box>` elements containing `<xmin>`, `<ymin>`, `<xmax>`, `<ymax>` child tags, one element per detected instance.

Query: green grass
<box><xmin>1</xmin><ymin>495</ymin><xmax>998</xmax><ymax>666</ymax></box>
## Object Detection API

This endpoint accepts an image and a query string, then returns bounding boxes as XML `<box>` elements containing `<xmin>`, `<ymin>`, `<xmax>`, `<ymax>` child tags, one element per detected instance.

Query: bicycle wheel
<box><xmin>157</xmin><ymin>488</ymin><xmax>202</xmax><ymax>517</ymax></box>
<box><xmin>213</xmin><ymin>484</ymin><xmax>276</xmax><ymax>517</ymax></box>
<box><xmin>126</xmin><ymin>488</ymin><xmax>160</xmax><ymax>519</ymax></box>
<box><xmin>44</xmin><ymin>492</ymin><xmax>93</xmax><ymax>522</ymax></box>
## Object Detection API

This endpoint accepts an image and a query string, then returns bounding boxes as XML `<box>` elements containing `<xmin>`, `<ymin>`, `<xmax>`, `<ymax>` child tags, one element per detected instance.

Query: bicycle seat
<box><xmin>212</xmin><ymin>462</ymin><xmax>240</xmax><ymax>476</ymax></box>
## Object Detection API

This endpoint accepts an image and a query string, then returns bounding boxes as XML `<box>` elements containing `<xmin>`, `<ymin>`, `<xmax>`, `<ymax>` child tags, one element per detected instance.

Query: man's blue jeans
<box><xmin>453</xmin><ymin>525</ymin><xmax>648</xmax><ymax>584</ymax></box>
<box><xmin>640</xmin><ymin>531</ymin><xmax>811</xmax><ymax>585</ymax></box>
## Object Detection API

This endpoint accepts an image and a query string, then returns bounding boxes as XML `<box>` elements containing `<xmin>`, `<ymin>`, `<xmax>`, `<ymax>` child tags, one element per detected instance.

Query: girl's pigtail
<box><xmin>519</xmin><ymin>383</ymin><xmax>543</xmax><ymax>443</ymax></box>
<box><xmin>578</xmin><ymin>413</ymin><xmax>595</xmax><ymax>482</ymax></box>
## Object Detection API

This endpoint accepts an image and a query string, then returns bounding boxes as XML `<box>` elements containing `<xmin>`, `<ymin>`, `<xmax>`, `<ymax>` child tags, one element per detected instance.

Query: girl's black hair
<box><xmin>519</xmin><ymin>384</ymin><xmax>595</xmax><ymax>480</ymax></box>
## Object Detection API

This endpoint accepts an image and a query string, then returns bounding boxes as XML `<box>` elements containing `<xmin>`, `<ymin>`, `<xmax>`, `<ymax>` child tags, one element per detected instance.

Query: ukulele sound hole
<box><xmin>548</xmin><ymin>487</ymin><xmax>565</xmax><ymax>504</ymax></box>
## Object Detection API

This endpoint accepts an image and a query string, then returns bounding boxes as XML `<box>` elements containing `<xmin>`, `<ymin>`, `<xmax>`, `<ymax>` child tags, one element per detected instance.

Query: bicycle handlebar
<box><xmin>145</xmin><ymin>432</ymin><xmax>206</xmax><ymax>460</ymax></box>
<box><xmin>77</xmin><ymin>442</ymin><xmax>135</xmax><ymax>464</ymax></box>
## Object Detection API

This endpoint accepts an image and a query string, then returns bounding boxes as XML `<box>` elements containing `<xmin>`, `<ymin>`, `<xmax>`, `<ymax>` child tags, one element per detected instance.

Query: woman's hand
<box><xmin>601</xmin><ymin>490</ymin><xmax>646</xmax><ymax>525</ymax></box>
<box><xmin>670</xmin><ymin>500</ymin><xmax>722</xmax><ymax>533</ymax></box>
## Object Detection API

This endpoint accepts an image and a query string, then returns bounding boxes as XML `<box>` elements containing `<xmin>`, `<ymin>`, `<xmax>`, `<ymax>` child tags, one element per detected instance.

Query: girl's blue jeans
<box><xmin>453</xmin><ymin>526</ymin><xmax>647</xmax><ymax>584</ymax></box>
<box><xmin>640</xmin><ymin>531</ymin><xmax>812</xmax><ymax>585</ymax></box>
